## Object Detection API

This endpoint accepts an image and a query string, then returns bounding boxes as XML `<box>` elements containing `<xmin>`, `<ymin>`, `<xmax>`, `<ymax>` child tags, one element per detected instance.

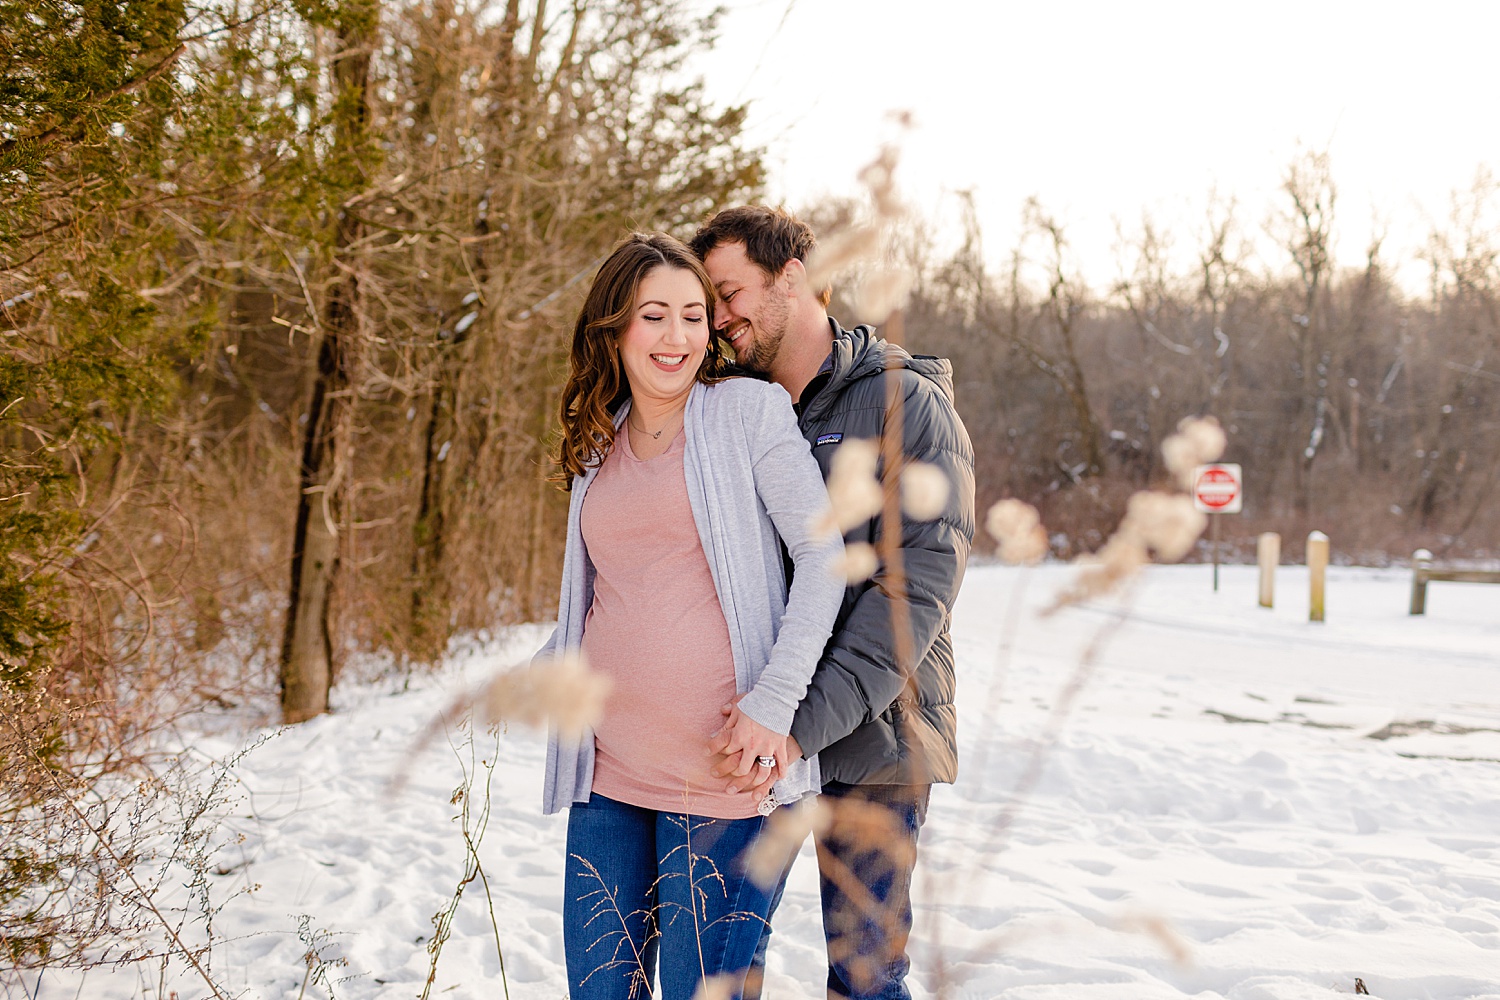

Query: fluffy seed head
<box><xmin>834</xmin><ymin>542</ymin><xmax>880</xmax><ymax>584</ymax></box>
<box><xmin>478</xmin><ymin>653</ymin><xmax>611</xmax><ymax>738</ymax></box>
<box><xmin>900</xmin><ymin>461</ymin><xmax>949</xmax><ymax>521</ymax></box>
<box><xmin>804</xmin><ymin>224</ymin><xmax>883</xmax><ymax>292</ymax></box>
<box><xmin>985</xmin><ymin>499</ymin><xmax>1048</xmax><ymax>565</ymax></box>
<box><xmin>803</xmin><ymin>136</ymin><xmax>911</xmax><ymax>291</ymax></box>
<box><xmin>1162</xmin><ymin>416</ymin><xmax>1226</xmax><ymax>489</ymax></box>
<box><xmin>1124</xmin><ymin>491</ymin><xmax>1206</xmax><ymax>562</ymax></box>
<box><xmin>851</xmin><ymin>265</ymin><xmax>916</xmax><ymax>325</ymax></box>
<box><xmin>816</xmin><ymin>438</ymin><xmax>883</xmax><ymax>535</ymax></box>
<box><xmin>856</xmin><ymin>142</ymin><xmax>906</xmax><ymax>220</ymax></box>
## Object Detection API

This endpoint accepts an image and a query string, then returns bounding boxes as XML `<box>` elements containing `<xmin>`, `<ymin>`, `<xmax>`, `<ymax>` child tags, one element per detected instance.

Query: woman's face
<box><xmin>616</xmin><ymin>265</ymin><xmax>711</xmax><ymax>405</ymax></box>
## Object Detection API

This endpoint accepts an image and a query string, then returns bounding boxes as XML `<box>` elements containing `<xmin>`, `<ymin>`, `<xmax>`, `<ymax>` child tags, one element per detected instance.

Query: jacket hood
<box><xmin>806</xmin><ymin>319</ymin><xmax>955</xmax><ymax>421</ymax></box>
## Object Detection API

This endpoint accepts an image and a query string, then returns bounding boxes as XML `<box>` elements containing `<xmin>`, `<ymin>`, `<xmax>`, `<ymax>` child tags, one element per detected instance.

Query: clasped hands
<box><xmin>708</xmin><ymin>696</ymin><xmax>803</xmax><ymax>805</ymax></box>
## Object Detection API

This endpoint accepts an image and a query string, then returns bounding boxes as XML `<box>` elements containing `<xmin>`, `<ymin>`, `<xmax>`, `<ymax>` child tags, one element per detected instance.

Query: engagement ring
<box><xmin>755</xmin><ymin>755</ymin><xmax>777</xmax><ymax>769</ymax></box>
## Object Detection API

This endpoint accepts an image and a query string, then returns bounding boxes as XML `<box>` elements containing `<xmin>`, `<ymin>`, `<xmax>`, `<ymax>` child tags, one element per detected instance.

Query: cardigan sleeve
<box><xmin>734</xmin><ymin>385</ymin><xmax>845</xmax><ymax>736</ymax></box>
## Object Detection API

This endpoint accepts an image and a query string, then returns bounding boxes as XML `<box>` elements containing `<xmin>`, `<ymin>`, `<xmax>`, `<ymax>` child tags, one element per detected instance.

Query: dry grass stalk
<box><xmin>821</xmin><ymin>446</ymin><xmax>949</xmax><ymax>563</ymax></box>
<box><xmin>801</xmin><ymin>134</ymin><xmax>944</xmax><ymax>994</ymax></box>
<box><xmin>1122</xmin><ymin>490</ymin><xmax>1207</xmax><ymax>562</ymax></box>
<box><xmin>2</xmin><ymin>712</ymin><xmax>249</xmax><ymax>997</ymax></box>
<box><xmin>813</xmin><ymin>796</ymin><xmax>923</xmax><ymax>997</ymax></box>
<box><xmin>1044</xmin><ymin>416</ymin><xmax>1223</xmax><ymax>614</ymax></box>
<box><xmin>804</xmin><ymin>118</ymin><xmax>916</xmax><ymax>323</ymax></box>
<box><xmin>1113</xmin><ymin>911</ymin><xmax>1194</xmax><ymax>967</ymax></box>
<box><xmin>689</xmin><ymin>973</ymin><xmax>737</xmax><ymax>1000</ymax></box>
<box><xmin>394</xmin><ymin>654</ymin><xmax>610</xmax><ymax>794</ymax></box>
<box><xmin>876</xmin><ymin>310</ymin><xmax>921</xmax><ymax>739</ymax></box>
<box><xmin>572</xmin><ymin>855</ymin><xmax>654</xmax><ymax>998</ymax></box>
<box><xmin>1044</xmin><ymin>493</ymin><xmax>1203</xmax><ymax>614</ymax></box>
<box><xmin>420</xmin><ymin>723</ymin><xmax>512</xmax><ymax>1000</ymax></box>
<box><xmin>762</xmin><ymin>797</ymin><xmax>912</xmax><ymax>995</ymax></box>
<box><xmin>821</xmin><ymin>798</ymin><xmax>917</xmax><ymax>869</ymax></box>
<box><xmin>742</xmin><ymin>797</ymin><xmax>831</xmax><ymax>890</ymax></box>
<box><xmin>858</xmin><ymin>139</ymin><xmax>906</xmax><ymax>218</ymax></box>
<box><xmin>924</xmin><ymin>420</ymin><xmax>1220</xmax><ymax>990</ymax></box>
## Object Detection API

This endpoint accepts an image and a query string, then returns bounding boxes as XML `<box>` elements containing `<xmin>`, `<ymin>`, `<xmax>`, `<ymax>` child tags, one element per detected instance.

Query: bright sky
<box><xmin>690</xmin><ymin>0</ymin><xmax>1500</xmax><ymax>293</ymax></box>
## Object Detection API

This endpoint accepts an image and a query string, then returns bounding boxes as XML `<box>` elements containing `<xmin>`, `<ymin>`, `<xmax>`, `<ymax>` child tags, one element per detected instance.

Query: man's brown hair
<box><xmin>554</xmin><ymin>232</ymin><xmax>729</xmax><ymax>486</ymax></box>
<box><xmin>689</xmin><ymin>206</ymin><xmax>831</xmax><ymax>306</ymax></box>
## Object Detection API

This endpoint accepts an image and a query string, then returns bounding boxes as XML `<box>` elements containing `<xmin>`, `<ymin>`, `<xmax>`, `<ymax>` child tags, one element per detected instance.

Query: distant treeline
<box><xmin>888</xmin><ymin>168</ymin><xmax>1499</xmax><ymax>564</ymax></box>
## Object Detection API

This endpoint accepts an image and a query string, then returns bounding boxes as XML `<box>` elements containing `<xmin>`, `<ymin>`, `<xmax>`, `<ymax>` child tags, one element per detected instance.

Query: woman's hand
<box><xmin>708</xmin><ymin>700</ymin><xmax>786</xmax><ymax>794</ymax></box>
<box><xmin>734</xmin><ymin>734</ymin><xmax>804</xmax><ymax>806</ymax></box>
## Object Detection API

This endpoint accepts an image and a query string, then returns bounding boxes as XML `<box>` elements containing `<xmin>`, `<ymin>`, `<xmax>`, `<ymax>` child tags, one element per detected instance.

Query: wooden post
<box><xmin>1409</xmin><ymin>548</ymin><xmax>1433</xmax><ymax>616</ymax></box>
<box><xmin>1211</xmin><ymin>513</ymin><xmax>1221</xmax><ymax>592</ymax></box>
<box><xmin>1307</xmin><ymin>530</ymin><xmax>1329</xmax><ymax>623</ymax></box>
<box><xmin>1257</xmin><ymin>532</ymin><xmax>1280</xmax><ymax>608</ymax></box>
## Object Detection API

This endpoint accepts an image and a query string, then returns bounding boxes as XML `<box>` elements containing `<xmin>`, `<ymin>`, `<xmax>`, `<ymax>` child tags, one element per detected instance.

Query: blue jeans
<box><xmin>748</xmin><ymin>782</ymin><xmax>931</xmax><ymax>1000</ymax></box>
<box><xmin>563</xmin><ymin>793</ymin><xmax>776</xmax><ymax>1000</ymax></box>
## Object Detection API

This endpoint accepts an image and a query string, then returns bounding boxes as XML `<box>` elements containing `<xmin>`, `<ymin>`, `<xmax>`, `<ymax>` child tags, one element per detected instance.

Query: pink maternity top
<box><xmin>579</xmin><ymin>427</ymin><xmax>755</xmax><ymax>819</ymax></box>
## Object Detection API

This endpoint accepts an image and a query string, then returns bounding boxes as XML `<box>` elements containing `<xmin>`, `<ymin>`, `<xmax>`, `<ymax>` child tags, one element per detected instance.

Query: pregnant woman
<box><xmin>533</xmin><ymin>232</ymin><xmax>842</xmax><ymax>1000</ymax></box>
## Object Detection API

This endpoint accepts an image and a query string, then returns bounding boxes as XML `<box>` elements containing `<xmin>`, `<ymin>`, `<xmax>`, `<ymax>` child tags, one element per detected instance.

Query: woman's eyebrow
<box><xmin>637</xmin><ymin>299</ymin><xmax>706</xmax><ymax>309</ymax></box>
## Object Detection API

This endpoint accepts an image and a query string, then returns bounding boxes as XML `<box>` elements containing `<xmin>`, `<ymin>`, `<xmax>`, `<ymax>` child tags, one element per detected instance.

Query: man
<box><xmin>691</xmin><ymin>207</ymin><xmax>975</xmax><ymax>1000</ymax></box>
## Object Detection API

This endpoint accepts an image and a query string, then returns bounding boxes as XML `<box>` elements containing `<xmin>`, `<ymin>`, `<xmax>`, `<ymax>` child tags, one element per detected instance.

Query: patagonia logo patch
<box><xmin>815</xmin><ymin>433</ymin><xmax>843</xmax><ymax>447</ymax></box>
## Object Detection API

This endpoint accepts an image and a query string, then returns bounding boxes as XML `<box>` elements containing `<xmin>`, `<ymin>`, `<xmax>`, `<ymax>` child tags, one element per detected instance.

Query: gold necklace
<box><xmin>630</xmin><ymin>417</ymin><xmax>665</xmax><ymax>440</ymax></box>
<box><xmin>629</xmin><ymin>410</ymin><xmax>680</xmax><ymax>440</ymax></box>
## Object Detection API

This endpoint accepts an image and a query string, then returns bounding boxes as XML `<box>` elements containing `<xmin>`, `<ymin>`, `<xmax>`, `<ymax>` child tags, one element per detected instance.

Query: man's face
<box><xmin>703</xmin><ymin>241</ymin><xmax>792</xmax><ymax>373</ymax></box>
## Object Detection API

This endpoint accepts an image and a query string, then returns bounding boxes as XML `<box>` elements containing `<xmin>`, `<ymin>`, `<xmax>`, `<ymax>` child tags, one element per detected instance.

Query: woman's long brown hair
<box><xmin>553</xmin><ymin>232</ymin><xmax>731</xmax><ymax>486</ymax></box>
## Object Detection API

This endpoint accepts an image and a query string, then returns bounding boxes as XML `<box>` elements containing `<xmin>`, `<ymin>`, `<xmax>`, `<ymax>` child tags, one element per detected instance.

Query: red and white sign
<box><xmin>1192</xmin><ymin>463</ymin><xmax>1243</xmax><ymax>513</ymax></box>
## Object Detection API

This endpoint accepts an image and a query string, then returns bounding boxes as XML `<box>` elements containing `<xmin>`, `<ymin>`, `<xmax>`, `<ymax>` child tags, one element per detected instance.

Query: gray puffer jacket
<box><xmin>790</xmin><ymin>320</ymin><xmax>975</xmax><ymax>786</ymax></box>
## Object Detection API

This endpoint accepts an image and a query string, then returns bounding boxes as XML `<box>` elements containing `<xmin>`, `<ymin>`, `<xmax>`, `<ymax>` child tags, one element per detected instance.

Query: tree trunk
<box><xmin>280</xmin><ymin>3</ymin><xmax>377</xmax><ymax>723</ymax></box>
<box><xmin>280</xmin><ymin>322</ymin><xmax>354</xmax><ymax>722</ymax></box>
<box><xmin>409</xmin><ymin>328</ymin><xmax>468</xmax><ymax>658</ymax></box>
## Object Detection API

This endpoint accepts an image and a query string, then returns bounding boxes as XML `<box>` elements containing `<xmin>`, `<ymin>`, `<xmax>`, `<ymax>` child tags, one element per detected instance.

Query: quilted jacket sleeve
<box><xmin>789</xmin><ymin>372</ymin><xmax>975</xmax><ymax>758</ymax></box>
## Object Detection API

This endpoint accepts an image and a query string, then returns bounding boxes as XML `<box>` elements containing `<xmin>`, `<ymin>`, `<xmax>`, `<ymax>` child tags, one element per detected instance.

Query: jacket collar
<box><xmin>799</xmin><ymin>317</ymin><xmax>955</xmax><ymax>423</ymax></box>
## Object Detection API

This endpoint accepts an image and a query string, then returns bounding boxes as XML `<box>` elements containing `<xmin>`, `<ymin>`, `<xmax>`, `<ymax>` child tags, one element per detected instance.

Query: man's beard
<box><xmin>737</xmin><ymin>323</ymin><xmax>785</xmax><ymax>372</ymax></box>
<box><xmin>736</xmin><ymin>288</ymin><xmax>790</xmax><ymax>372</ymax></box>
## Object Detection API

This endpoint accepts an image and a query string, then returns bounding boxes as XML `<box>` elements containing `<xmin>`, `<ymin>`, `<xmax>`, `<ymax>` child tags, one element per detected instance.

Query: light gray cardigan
<box><xmin>538</xmin><ymin>377</ymin><xmax>844</xmax><ymax>815</ymax></box>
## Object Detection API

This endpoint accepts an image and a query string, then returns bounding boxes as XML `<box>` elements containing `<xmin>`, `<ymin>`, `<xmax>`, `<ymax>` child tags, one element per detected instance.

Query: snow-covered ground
<box><xmin>29</xmin><ymin>563</ymin><xmax>1500</xmax><ymax>1000</ymax></box>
